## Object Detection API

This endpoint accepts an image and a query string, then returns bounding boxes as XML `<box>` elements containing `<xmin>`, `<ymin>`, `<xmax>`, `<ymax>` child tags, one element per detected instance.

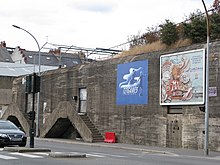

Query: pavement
<box><xmin>3</xmin><ymin>137</ymin><xmax>220</xmax><ymax>159</ymax></box>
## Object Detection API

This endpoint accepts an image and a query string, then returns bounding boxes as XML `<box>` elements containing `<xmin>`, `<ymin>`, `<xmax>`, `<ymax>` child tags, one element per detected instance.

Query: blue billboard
<box><xmin>116</xmin><ymin>60</ymin><xmax>148</xmax><ymax>105</ymax></box>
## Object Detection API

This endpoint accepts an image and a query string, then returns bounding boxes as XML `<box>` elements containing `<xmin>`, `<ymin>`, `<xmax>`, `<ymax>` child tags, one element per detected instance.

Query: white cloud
<box><xmin>0</xmin><ymin>0</ymin><xmax>214</xmax><ymax>53</ymax></box>
<box><xmin>69</xmin><ymin>0</ymin><xmax>117</xmax><ymax>13</ymax></box>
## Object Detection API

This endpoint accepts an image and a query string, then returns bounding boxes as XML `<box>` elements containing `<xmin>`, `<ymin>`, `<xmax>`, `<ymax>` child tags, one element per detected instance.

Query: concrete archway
<box><xmin>41</xmin><ymin>101</ymin><xmax>93</xmax><ymax>142</ymax></box>
<box><xmin>1</xmin><ymin>103</ymin><xmax>30</xmax><ymax>136</ymax></box>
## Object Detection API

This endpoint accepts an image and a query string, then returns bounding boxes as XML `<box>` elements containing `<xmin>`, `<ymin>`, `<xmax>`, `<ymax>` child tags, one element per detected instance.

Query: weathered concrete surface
<box><xmin>0</xmin><ymin>89</ymin><xmax>12</xmax><ymax>104</ymax></box>
<box><xmin>0</xmin><ymin>76</ymin><xmax>14</xmax><ymax>89</ymax></box>
<box><xmin>0</xmin><ymin>76</ymin><xmax>14</xmax><ymax>117</ymax></box>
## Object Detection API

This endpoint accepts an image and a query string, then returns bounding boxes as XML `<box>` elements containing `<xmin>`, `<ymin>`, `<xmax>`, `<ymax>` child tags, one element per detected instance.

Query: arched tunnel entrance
<box><xmin>7</xmin><ymin>116</ymin><xmax>25</xmax><ymax>133</ymax></box>
<box><xmin>45</xmin><ymin>118</ymin><xmax>81</xmax><ymax>139</ymax></box>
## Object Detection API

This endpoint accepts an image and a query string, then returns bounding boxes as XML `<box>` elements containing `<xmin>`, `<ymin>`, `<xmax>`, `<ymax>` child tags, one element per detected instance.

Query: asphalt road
<box><xmin>0</xmin><ymin>138</ymin><xmax>220</xmax><ymax>165</ymax></box>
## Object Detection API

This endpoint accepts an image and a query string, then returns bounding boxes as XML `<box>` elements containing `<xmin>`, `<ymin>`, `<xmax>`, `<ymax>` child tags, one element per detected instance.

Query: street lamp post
<box><xmin>12</xmin><ymin>25</ymin><xmax>41</xmax><ymax>147</ymax></box>
<box><xmin>201</xmin><ymin>0</ymin><xmax>210</xmax><ymax>156</ymax></box>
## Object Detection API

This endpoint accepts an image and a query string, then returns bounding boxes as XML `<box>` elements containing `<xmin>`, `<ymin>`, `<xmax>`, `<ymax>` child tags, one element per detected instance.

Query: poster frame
<box><xmin>160</xmin><ymin>49</ymin><xmax>205</xmax><ymax>105</ymax></box>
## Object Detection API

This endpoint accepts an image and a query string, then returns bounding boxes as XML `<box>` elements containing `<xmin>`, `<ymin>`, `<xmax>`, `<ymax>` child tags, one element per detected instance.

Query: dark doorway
<box><xmin>7</xmin><ymin>116</ymin><xmax>25</xmax><ymax>133</ymax></box>
<box><xmin>45</xmin><ymin>118</ymin><xmax>81</xmax><ymax>139</ymax></box>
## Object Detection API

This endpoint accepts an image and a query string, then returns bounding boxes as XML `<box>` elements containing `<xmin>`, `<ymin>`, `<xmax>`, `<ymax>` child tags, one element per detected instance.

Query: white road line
<box><xmin>32</xmin><ymin>152</ymin><xmax>49</xmax><ymax>156</ymax></box>
<box><xmin>145</xmin><ymin>153</ymin><xmax>179</xmax><ymax>157</ymax></box>
<box><xmin>0</xmin><ymin>154</ymin><xmax>18</xmax><ymax>160</ymax></box>
<box><xmin>52</xmin><ymin>152</ymin><xmax>80</xmax><ymax>155</ymax></box>
<box><xmin>86</xmin><ymin>154</ymin><xmax>106</xmax><ymax>158</ymax></box>
<box><xmin>92</xmin><ymin>152</ymin><xmax>127</xmax><ymax>158</ymax></box>
<box><xmin>0</xmin><ymin>148</ymin><xmax>4</xmax><ymax>151</ymax></box>
<box><xmin>213</xmin><ymin>156</ymin><xmax>220</xmax><ymax>160</ymax></box>
<box><xmin>181</xmin><ymin>155</ymin><xmax>220</xmax><ymax>161</ymax></box>
<box><xmin>129</xmin><ymin>153</ymin><xmax>142</xmax><ymax>156</ymax></box>
<box><xmin>10</xmin><ymin>153</ymin><xmax>44</xmax><ymax>158</ymax></box>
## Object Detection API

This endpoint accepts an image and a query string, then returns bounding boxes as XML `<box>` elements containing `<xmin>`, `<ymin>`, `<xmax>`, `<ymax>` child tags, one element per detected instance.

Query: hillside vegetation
<box><xmin>116</xmin><ymin>1</ymin><xmax>220</xmax><ymax>58</ymax></box>
<box><xmin>114</xmin><ymin>39</ymin><xmax>192</xmax><ymax>58</ymax></box>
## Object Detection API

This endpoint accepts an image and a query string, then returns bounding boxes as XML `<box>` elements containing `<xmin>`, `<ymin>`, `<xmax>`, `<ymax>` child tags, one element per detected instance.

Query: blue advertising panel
<box><xmin>116</xmin><ymin>60</ymin><xmax>148</xmax><ymax>105</ymax></box>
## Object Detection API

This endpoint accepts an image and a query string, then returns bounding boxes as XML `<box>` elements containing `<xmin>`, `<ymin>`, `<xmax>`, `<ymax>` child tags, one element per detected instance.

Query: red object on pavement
<box><xmin>104</xmin><ymin>132</ymin><xmax>116</xmax><ymax>143</ymax></box>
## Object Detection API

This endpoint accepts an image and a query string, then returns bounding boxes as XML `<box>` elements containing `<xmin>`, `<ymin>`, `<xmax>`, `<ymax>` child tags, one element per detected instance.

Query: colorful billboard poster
<box><xmin>160</xmin><ymin>49</ymin><xmax>205</xmax><ymax>105</ymax></box>
<box><xmin>116</xmin><ymin>60</ymin><xmax>148</xmax><ymax>105</ymax></box>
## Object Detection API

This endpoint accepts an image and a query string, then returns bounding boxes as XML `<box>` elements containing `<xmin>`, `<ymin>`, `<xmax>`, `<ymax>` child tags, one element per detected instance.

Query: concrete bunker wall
<box><xmin>40</xmin><ymin>41</ymin><xmax>220</xmax><ymax>151</ymax></box>
<box><xmin>11</xmin><ymin>41</ymin><xmax>220</xmax><ymax>151</ymax></box>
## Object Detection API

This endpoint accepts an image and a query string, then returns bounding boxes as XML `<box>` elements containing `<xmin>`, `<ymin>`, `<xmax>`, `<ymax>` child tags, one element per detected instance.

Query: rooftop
<box><xmin>0</xmin><ymin>62</ymin><xmax>58</xmax><ymax>77</ymax></box>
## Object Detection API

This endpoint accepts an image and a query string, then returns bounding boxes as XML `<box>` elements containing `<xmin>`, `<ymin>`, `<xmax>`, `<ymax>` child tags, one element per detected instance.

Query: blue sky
<box><xmin>0</xmin><ymin>0</ymin><xmax>214</xmax><ymax>55</ymax></box>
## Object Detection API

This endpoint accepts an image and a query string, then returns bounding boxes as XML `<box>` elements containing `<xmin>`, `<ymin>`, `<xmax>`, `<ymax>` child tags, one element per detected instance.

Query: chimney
<box><xmin>49</xmin><ymin>48</ymin><xmax>61</xmax><ymax>56</ymax></box>
<box><xmin>0</xmin><ymin>41</ymin><xmax>6</xmax><ymax>48</ymax></box>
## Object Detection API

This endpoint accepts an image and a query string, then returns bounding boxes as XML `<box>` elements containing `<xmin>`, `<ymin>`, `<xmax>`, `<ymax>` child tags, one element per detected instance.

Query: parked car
<box><xmin>0</xmin><ymin>120</ymin><xmax>27</xmax><ymax>147</ymax></box>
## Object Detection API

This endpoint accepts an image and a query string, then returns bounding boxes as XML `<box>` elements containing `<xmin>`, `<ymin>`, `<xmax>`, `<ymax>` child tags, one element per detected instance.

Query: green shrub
<box><xmin>160</xmin><ymin>20</ymin><xmax>178</xmax><ymax>45</ymax></box>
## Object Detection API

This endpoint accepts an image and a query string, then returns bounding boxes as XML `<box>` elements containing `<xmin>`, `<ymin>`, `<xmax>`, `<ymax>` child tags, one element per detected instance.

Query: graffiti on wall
<box><xmin>116</xmin><ymin>60</ymin><xmax>148</xmax><ymax>105</ymax></box>
<box><xmin>160</xmin><ymin>49</ymin><xmax>205</xmax><ymax>105</ymax></box>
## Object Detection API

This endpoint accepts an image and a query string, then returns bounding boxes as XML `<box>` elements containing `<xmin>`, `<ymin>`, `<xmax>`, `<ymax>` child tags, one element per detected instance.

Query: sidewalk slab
<box><xmin>3</xmin><ymin>147</ymin><xmax>51</xmax><ymax>153</ymax></box>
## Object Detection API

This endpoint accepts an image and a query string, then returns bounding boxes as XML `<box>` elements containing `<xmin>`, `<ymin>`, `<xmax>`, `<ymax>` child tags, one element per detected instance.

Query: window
<box><xmin>72</xmin><ymin>61</ymin><xmax>78</xmax><ymax>64</ymax></box>
<box><xmin>79</xmin><ymin>88</ymin><xmax>87</xmax><ymax>113</ymax></box>
<box><xmin>0</xmin><ymin>106</ymin><xmax>2</xmax><ymax>118</ymax></box>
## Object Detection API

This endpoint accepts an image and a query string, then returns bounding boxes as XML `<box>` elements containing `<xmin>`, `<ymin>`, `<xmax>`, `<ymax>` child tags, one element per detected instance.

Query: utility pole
<box><xmin>201</xmin><ymin>0</ymin><xmax>210</xmax><ymax>156</ymax></box>
<box><xmin>25</xmin><ymin>73</ymin><xmax>40</xmax><ymax>148</ymax></box>
<box><xmin>30</xmin><ymin>73</ymin><xmax>36</xmax><ymax>148</ymax></box>
<box><xmin>12</xmin><ymin>25</ymin><xmax>41</xmax><ymax>145</ymax></box>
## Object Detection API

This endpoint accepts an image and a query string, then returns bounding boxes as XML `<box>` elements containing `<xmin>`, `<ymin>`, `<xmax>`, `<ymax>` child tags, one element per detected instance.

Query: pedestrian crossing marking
<box><xmin>0</xmin><ymin>154</ymin><xmax>18</xmax><ymax>160</ymax></box>
<box><xmin>212</xmin><ymin>156</ymin><xmax>220</xmax><ymax>160</ymax></box>
<box><xmin>32</xmin><ymin>152</ymin><xmax>49</xmax><ymax>156</ymax></box>
<box><xmin>86</xmin><ymin>153</ymin><xmax>106</xmax><ymax>158</ymax></box>
<box><xmin>10</xmin><ymin>152</ymin><xmax>44</xmax><ymax>158</ymax></box>
<box><xmin>92</xmin><ymin>152</ymin><xmax>127</xmax><ymax>158</ymax></box>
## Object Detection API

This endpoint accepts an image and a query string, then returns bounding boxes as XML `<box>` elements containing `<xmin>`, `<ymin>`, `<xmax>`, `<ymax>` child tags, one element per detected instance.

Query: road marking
<box><xmin>182</xmin><ymin>155</ymin><xmax>220</xmax><ymax>160</ymax></box>
<box><xmin>0</xmin><ymin>148</ymin><xmax>4</xmax><ymax>151</ymax></box>
<box><xmin>213</xmin><ymin>156</ymin><xmax>220</xmax><ymax>160</ymax></box>
<box><xmin>144</xmin><ymin>153</ymin><xmax>220</xmax><ymax>161</ymax></box>
<box><xmin>10</xmin><ymin>153</ymin><xmax>44</xmax><ymax>158</ymax></box>
<box><xmin>92</xmin><ymin>152</ymin><xmax>127</xmax><ymax>158</ymax></box>
<box><xmin>0</xmin><ymin>154</ymin><xmax>18</xmax><ymax>160</ymax></box>
<box><xmin>145</xmin><ymin>153</ymin><xmax>179</xmax><ymax>157</ymax></box>
<box><xmin>86</xmin><ymin>153</ymin><xmax>106</xmax><ymax>158</ymax></box>
<box><xmin>129</xmin><ymin>153</ymin><xmax>140</xmax><ymax>155</ymax></box>
<box><xmin>32</xmin><ymin>152</ymin><xmax>49</xmax><ymax>156</ymax></box>
<box><xmin>52</xmin><ymin>152</ymin><xmax>79</xmax><ymax>154</ymax></box>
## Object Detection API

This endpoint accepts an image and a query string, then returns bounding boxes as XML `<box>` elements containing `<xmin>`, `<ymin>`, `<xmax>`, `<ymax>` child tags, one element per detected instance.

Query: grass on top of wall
<box><xmin>114</xmin><ymin>39</ymin><xmax>192</xmax><ymax>58</ymax></box>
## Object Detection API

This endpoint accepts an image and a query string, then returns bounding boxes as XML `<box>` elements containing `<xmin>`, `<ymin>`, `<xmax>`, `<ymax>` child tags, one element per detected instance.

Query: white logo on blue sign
<box><xmin>119</xmin><ymin>67</ymin><xmax>143</xmax><ymax>96</ymax></box>
<box><xmin>116</xmin><ymin>60</ymin><xmax>148</xmax><ymax>105</ymax></box>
